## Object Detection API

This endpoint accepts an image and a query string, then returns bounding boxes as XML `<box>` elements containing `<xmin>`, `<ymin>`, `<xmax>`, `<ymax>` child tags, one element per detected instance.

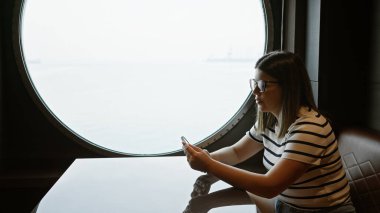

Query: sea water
<box><xmin>27</xmin><ymin>61</ymin><xmax>255</xmax><ymax>154</ymax></box>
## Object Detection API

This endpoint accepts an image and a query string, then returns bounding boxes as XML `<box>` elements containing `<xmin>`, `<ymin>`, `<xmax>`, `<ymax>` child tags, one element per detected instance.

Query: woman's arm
<box><xmin>185</xmin><ymin>144</ymin><xmax>310</xmax><ymax>198</ymax></box>
<box><xmin>210</xmin><ymin>135</ymin><xmax>264</xmax><ymax>165</ymax></box>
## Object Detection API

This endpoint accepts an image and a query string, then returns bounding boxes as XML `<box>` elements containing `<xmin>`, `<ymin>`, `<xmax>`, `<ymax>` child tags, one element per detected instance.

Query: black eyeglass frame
<box><xmin>249</xmin><ymin>79</ymin><xmax>280</xmax><ymax>92</ymax></box>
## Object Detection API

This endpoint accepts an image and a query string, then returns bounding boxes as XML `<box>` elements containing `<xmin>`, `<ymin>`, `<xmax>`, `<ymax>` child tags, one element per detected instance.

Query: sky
<box><xmin>22</xmin><ymin>0</ymin><xmax>265</xmax><ymax>64</ymax></box>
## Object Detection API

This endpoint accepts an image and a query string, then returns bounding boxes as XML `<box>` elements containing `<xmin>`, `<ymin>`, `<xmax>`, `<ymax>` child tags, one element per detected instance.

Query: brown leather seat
<box><xmin>338</xmin><ymin>128</ymin><xmax>380</xmax><ymax>213</ymax></box>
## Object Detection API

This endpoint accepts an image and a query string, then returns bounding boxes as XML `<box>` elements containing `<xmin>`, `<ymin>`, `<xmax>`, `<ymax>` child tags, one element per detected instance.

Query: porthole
<box><xmin>14</xmin><ymin>0</ymin><xmax>272</xmax><ymax>155</ymax></box>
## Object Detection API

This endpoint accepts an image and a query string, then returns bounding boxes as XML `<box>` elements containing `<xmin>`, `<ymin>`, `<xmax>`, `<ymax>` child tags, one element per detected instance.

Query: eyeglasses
<box><xmin>249</xmin><ymin>79</ymin><xmax>279</xmax><ymax>92</ymax></box>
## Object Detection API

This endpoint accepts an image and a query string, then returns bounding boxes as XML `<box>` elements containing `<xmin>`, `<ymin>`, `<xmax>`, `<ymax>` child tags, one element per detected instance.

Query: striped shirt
<box><xmin>246</xmin><ymin>107</ymin><xmax>351</xmax><ymax>209</ymax></box>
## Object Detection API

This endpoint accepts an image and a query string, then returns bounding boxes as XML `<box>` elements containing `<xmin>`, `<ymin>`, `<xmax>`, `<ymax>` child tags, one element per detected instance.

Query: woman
<box><xmin>183</xmin><ymin>51</ymin><xmax>356</xmax><ymax>212</ymax></box>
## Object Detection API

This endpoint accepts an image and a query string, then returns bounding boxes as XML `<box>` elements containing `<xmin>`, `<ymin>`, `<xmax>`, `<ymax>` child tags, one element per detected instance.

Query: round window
<box><xmin>20</xmin><ymin>0</ymin><xmax>266</xmax><ymax>155</ymax></box>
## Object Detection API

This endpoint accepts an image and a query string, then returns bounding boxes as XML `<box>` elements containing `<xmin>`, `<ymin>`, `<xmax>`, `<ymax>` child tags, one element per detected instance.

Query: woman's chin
<box><xmin>257</xmin><ymin>104</ymin><xmax>266</xmax><ymax>112</ymax></box>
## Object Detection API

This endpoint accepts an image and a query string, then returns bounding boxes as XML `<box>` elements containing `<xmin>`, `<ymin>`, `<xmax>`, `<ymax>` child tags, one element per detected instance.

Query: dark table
<box><xmin>34</xmin><ymin>156</ymin><xmax>257</xmax><ymax>213</ymax></box>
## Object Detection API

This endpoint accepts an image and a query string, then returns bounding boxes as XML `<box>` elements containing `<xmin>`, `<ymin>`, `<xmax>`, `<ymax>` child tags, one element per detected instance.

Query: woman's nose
<box><xmin>252</xmin><ymin>85</ymin><xmax>260</xmax><ymax>95</ymax></box>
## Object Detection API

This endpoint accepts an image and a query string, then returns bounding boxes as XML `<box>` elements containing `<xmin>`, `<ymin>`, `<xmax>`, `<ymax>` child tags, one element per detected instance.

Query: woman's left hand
<box><xmin>190</xmin><ymin>174</ymin><xmax>219</xmax><ymax>198</ymax></box>
<box><xmin>184</xmin><ymin>144</ymin><xmax>213</xmax><ymax>173</ymax></box>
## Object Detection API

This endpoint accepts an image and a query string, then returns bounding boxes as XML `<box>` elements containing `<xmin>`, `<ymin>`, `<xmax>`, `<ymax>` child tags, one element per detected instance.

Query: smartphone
<box><xmin>181</xmin><ymin>136</ymin><xmax>190</xmax><ymax>149</ymax></box>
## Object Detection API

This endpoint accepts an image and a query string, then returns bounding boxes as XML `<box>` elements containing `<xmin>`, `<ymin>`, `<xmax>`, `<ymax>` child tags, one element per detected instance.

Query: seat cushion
<box><xmin>338</xmin><ymin>128</ymin><xmax>380</xmax><ymax>213</ymax></box>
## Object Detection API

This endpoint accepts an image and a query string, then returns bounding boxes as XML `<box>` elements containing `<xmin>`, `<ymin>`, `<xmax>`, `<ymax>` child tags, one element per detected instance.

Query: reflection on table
<box><xmin>34</xmin><ymin>156</ymin><xmax>256</xmax><ymax>213</ymax></box>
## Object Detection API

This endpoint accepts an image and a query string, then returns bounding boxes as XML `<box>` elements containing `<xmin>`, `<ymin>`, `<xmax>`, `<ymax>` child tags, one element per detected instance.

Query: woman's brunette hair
<box><xmin>255</xmin><ymin>51</ymin><xmax>317</xmax><ymax>138</ymax></box>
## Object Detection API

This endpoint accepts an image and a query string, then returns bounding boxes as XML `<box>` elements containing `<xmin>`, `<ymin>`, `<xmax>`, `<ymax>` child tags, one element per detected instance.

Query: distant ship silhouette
<box><xmin>206</xmin><ymin>49</ymin><xmax>254</xmax><ymax>62</ymax></box>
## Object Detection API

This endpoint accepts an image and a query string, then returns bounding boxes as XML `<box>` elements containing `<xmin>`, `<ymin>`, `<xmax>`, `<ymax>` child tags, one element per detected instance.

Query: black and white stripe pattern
<box><xmin>246</xmin><ymin>107</ymin><xmax>350</xmax><ymax>209</ymax></box>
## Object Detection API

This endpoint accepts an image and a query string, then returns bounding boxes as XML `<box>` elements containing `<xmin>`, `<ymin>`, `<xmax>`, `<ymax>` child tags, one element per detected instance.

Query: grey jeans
<box><xmin>275</xmin><ymin>199</ymin><xmax>356</xmax><ymax>213</ymax></box>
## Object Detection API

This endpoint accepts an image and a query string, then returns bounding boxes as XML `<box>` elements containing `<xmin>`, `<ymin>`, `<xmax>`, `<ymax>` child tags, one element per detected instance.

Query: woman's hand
<box><xmin>184</xmin><ymin>187</ymin><xmax>252</xmax><ymax>213</ymax></box>
<box><xmin>184</xmin><ymin>143</ymin><xmax>214</xmax><ymax>173</ymax></box>
<box><xmin>191</xmin><ymin>174</ymin><xmax>219</xmax><ymax>198</ymax></box>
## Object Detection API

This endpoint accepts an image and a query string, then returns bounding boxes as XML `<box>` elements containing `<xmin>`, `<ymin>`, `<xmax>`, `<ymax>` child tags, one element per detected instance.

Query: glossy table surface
<box><xmin>34</xmin><ymin>156</ymin><xmax>257</xmax><ymax>213</ymax></box>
